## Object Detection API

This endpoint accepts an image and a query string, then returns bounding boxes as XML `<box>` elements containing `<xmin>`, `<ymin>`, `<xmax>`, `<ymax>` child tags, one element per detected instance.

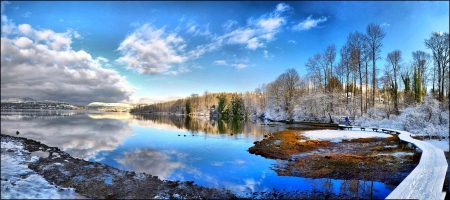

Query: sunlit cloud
<box><xmin>116</xmin><ymin>23</ymin><xmax>188</xmax><ymax>75</ymax></box>
<box><xmin>292</xmin><ymin>15</ymin><xmax>328</xmax><ymax>31</ymax></box>
<box><xmin>1</xmin><ymin>11</ymin><xmax>135</xmax><ymax>105</ymax></box>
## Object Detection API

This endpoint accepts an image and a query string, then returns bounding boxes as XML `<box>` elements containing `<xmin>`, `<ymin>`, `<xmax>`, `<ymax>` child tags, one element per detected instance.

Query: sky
<box><xmin>1</xmin><ymin>1</ymin><xmax>448</xmax><ymax>105</ymax></box>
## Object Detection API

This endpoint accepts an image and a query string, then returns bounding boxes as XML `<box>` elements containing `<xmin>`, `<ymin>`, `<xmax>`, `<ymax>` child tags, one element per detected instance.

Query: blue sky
<box><xmin>1</xmin><ymin>1</ymin><xmax>448</xmax><ymax>105</ymax></box>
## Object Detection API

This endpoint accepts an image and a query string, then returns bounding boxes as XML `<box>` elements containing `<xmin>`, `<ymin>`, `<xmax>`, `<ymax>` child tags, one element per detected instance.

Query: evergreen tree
<box><xmin>413</xmin><ymin>66</ymin><xmax>422</xmax><ymax>103</ymax></box>
<box><xmin>185</xmin><ymin>99</ymin><xmax>192</xmax><ymax>114</ymax></box>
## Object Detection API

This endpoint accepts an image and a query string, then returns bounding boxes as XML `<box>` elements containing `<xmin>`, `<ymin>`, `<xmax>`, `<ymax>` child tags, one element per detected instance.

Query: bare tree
<box><xmin>324</xmin><ymin>44</ymin><xmax>337</xmax><ymax>90</ymax></box>
<box><xmin>366</xmin><ymin>23</ymin><xmax>386</xmax><ymax>107</ymax></box>
<box><xmin>340</xmin><ymin>43</ymin><xmax>352</xmax><ymax>105</ymax></box>
<box><xmin>361</xmin><ymin>37</ymin><xmax>371</xmax><ymax>112</ymax></box>
<box><xmin>424</xmin><ymin>31</ymin><xmax>449</xmax><ymax>101</ymax></box>
<box><xmin>306</xmin><ymin>56</ymin><xmax>322</xmax><ymax>90</ymax></box>
<box><xmin>315</xmin><ymin>53</ymin><xmax>328</xmax><ymax>90</ymax></box>
<box><xmin>386</xmin><ymin>50</ymin><xmax>403</xmax><ymax>114</ymax></box>
<box><xmin>348</xmin><ymin>31</ymin><xmax>367</xmax><ymax>114</ymax></box>
<box><xmin>277</xmin><ymin>69</ymin><xmax>300</xmax><ymax>118</ymax></box>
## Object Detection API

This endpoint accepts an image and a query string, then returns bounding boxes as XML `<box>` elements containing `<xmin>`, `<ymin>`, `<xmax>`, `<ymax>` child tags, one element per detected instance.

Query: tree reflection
<box><xmin>338</xmin><ymin>179</ymin><xmax>378</xmax><ymax>199</ymax></box>
<box><xmin>132</xmin><ymin>114</ymin><xmax>271</xmax><ymax>136</ymax></box>
<box><xmin>320</xmin><ymin>178</ymin><xmax>334</xmax><ymax>195</ymax></box>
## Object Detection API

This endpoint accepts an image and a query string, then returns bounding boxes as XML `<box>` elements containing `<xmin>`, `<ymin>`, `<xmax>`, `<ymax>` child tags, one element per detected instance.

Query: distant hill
<box><xmin>0</xmin><ymin>97</ymin><xmax>86</xmax><ymax>110</ymax></box>
<box><xmin>1</xmin><ymin>97</ymin><xmax>37</xmax><ymax>103</ymax></box>
<box><xmin>86</xmin><ymin>102</ymin><xmax>132</xmax><ymax>112</ymax></box>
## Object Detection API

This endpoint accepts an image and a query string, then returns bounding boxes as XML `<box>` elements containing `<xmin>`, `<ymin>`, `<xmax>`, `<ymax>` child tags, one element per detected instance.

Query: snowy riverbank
<box><xmin>1</xmin><ymin>136</ymin><xmax>85</xmax><ymax>199</ymax></box>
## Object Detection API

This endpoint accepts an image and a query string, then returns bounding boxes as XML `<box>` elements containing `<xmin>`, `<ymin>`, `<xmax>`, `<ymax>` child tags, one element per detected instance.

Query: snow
<box><xmin>301</xmin><ymin>129</ymin><xmax>392</xmax><ymax>143</ymax></box>
<box><xmin>1</xmin><ymin>140</ymin><xmax>85</xmax><ymax>199</ymax></box>
<box><xmin>379</xmin><ymin>152</ymin><xmax>414</xmax><ymax>157</ymax></box>
<box><xmin>423</xmin><ymin>139</ymin><xmax>449</xmax><ymax>152</ymax></box>
<box><xmin>384</xmin><ymin>129</ymin><xmax>448</xmax><ymax>200</ymax></box>
<box><xmin>355</xmin><ymin>97</ymin><xmax>449</xmax><ymax>141</ymax></box>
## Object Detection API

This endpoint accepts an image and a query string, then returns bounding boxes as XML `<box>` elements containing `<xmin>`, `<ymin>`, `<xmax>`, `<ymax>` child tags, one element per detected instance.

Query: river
<box><xmin>1</xmin><ymin>110</ymin><xmax>393</xmax><ymax>198</ymax></box>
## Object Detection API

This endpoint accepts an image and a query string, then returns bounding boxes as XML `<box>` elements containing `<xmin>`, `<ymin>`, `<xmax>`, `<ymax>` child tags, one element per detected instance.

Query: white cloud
<box><xmin>71</xmin><ymin>30</ymin><xmax>82</xmax><ymax>39</ymax></box>
<box><xmin>116</xmin><ymin>23</ymin><xmax>188</xmax><ymax>75</ymax></box>
<box><xmin>292</xmin><ymin>15</ymin><xmax>328</xmax><ymax>31</ymax></box>
<box><xmin>22</xmin><ymin>11</ymin><xmax>31</xmax><ymax>18</ymax></box>
<box><xmin>213</xmin><ymin>60</ymin><xmax>227</xmax><ymax>65</ymax></box>
<box><xmin>231</xmin><ymin>63</ymin><xmax>247</xmax><ymax>69</ymax></box>
<box><xmin>380</xmin><ymin>22</ymin><xmax>390</xmax><ymax>27</ymax></box>
<box><xmin>96</xmin><ymin>56</ymin><xmax>109</xmax><ymax>62</ymax></box>
<box><xmin>117</xmin><ymin>23</ymin><xmax>217</xmax><ymax>75</ymax></box>
<box><xmin>246</xmin><ymin>37</ymin><xmax>263</xmax><ymax>50</ymax></box>
<box><xmin>164</xmin><ymin>65</ymin><xmax>190</xmax><ymax>76</ymax></box>
<box><xmin>263</xmin><ymin>50</ymin><xmax>273</xmax><ymax>60</ymax></box>
<box><xmin>276</xmin><ymin>3</ymin><xmax>291</xmax><ymax>13</ymax></box>
<box><xmin>186</xmin><ymin>21</ymin><xmax>211</xmax><ymax>36</ymax></box>
<box><xmin>288</xmin><ymin>40</ymin><xmax>297</xmax><ymax>44</ymax></box>
<box><xmin>214</xmin><ymin>59</ymin><xmax>248</xmax><ymax>70</ymax></box>
<box><xmin>1</xmin><ymin>21</ymin><xmax>135</xmax><ymax>105</ymax></box>
<box><xmin>222</xmin><ymin>20</ymin><xmax>238</xmax><ymax>32</ymax></box>
<box><xmin>217</xmin><ymin>3</ymin><xmax>291</xmax><ymax>50</ymax></box>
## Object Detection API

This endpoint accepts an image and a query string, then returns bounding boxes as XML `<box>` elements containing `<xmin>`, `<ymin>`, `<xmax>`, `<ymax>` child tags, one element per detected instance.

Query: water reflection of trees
<box><xmin>339</xmin><ymin>179</ymin><xmax>378</xmax><ymax>199</ymax></box>
<box><xmin>306</xmin><ymin>178</ymin><xmax>380</xmax><ymax>199</ymax></box>
<box><xmin>132</xmin><ymin>114</ymin><xmax>265</xmax><ymax>135</ymax></box>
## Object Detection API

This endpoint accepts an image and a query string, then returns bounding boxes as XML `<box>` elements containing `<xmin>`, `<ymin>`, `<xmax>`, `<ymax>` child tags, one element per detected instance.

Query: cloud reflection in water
<box><xmin>115</xmin><ymin>148</ymin><xmax>184</xmax><ymax>180</ymax></box>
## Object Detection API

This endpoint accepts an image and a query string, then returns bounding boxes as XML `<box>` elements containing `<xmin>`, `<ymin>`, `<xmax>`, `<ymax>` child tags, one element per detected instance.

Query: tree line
<box><xmin>132</xmin><ymin>23</ymin><xmax>449</xmax><ymax>122</ymax></box>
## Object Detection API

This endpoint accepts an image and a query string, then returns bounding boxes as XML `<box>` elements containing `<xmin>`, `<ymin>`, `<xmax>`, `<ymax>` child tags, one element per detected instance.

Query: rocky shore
<box><xmin>1</xmin><ymin>134</ymin><xmax>237</xmax><ymax>199</ymax></box>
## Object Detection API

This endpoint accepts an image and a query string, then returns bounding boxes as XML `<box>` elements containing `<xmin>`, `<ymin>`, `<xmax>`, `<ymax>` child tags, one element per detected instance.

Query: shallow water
<box><xmin>1</xmin><ymin>110</ymin><xmax>393</xmax><ymax>198</ymax></box>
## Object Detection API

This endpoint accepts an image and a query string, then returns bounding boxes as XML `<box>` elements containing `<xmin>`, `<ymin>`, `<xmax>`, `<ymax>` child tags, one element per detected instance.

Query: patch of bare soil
<box><xmin>249</xmin><ymin>130</ymin><xmax>421</xmax><ymax>187</ymax></box>
<box><xmin>1</xmin><ymin>134</ymin><xmax>237</xmax><ymax>199</ymax></box>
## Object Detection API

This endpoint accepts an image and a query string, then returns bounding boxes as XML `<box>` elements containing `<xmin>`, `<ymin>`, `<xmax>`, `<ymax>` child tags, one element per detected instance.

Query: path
<box><xmin>385</xmin><ymin>129</ymin><xmax>447</xmax><ymax>200</ymax></box>
<box><xmin>338</xmin><ymin>126</ymin><xmax>447</xmax><ymax>199</ymax></box>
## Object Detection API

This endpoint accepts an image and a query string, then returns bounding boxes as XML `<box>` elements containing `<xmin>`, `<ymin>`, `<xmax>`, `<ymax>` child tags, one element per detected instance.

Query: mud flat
<box><xmin>249</xmin><ymin>130</ymin><xmax>421</xmax><ymax>187</ymax></box>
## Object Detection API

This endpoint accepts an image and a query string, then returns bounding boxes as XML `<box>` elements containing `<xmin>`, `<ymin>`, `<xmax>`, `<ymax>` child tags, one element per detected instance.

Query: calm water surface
<box><xmin>1</xmin><ymin>110</ymin><xmax>393</xmax><ymax>198</ymax></box>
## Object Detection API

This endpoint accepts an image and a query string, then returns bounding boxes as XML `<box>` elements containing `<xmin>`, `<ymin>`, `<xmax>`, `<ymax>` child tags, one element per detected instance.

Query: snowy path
<box><xmin>378</xmin><ymin>129</ymin><xmax>447</xmax><ymax>200</ymax></box>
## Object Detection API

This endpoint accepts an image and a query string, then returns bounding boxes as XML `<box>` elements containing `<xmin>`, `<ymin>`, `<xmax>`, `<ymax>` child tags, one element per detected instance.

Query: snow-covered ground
<box><xmin>423</xmin><ymin>139</ymin><xmax>449</xmax><ymax>152</ymax></box>
<box><xmin>301</xmin><ymin>130</ymin><xmax>392</xmax><ymax>142</ymax></box>
<box><xmin>1</xmin><ymin>140</ymin><xmax>85</xmax><ymax>199</ymax></box>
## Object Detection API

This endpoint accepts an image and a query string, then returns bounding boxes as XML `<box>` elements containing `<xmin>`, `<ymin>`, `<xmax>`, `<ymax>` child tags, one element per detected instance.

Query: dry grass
<box><xmin>249</xmin><ymin>130</ymin><xmax>332</xmax><ymax>160</ymax></box>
